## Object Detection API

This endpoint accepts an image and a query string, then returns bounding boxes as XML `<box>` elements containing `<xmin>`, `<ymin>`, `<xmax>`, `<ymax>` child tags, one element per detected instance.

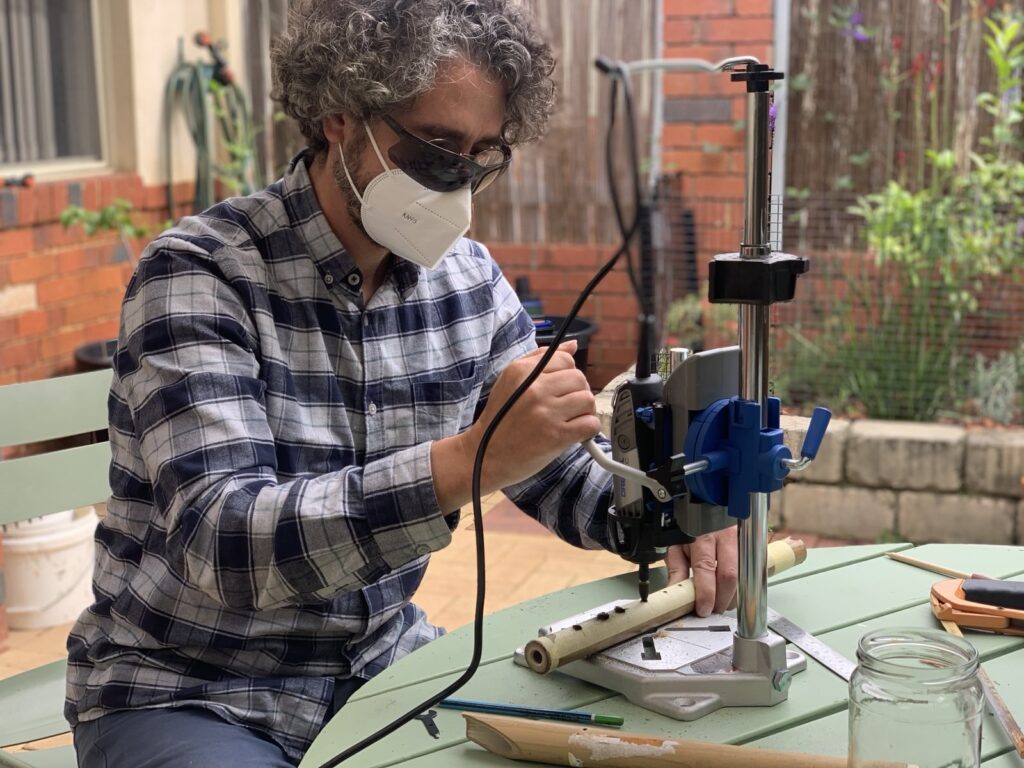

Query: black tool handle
<box><xmin>963</xmin><ymin>579</ymin><xmax>1024</xmax><ymax>610</ymax></box>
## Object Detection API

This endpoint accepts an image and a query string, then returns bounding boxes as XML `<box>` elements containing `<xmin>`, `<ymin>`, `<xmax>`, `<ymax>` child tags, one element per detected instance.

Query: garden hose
<box><xmin>163</xmin><ymin>33</ymin><xmax>263</xmax><ymax>219</ymax></box>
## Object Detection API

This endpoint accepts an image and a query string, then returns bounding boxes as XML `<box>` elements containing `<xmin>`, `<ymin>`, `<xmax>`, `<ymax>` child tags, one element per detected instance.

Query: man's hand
<box><xmin>665</xmin><ymin>526</ymin><xmax>738</xmax><ymax>617</ymax></box>
<box><xmin>431</xmin><ymin>341</ymin><xmax>601</xmax><ymax>511</ymax></box>
<box><xmin>469</xmin><ymin>341</ymin><xmax>601</xmax><ymax>489</ymax></box>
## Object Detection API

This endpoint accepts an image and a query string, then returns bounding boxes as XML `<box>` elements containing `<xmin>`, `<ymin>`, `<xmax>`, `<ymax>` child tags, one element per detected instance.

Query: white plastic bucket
<box><xmin>1</xmin><ymin>507</ymin><xmax>97</xmax><ymax>630</ymax></box>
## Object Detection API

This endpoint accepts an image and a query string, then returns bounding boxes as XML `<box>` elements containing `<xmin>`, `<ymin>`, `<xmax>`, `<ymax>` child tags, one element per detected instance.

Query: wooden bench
<box><xmin>0</xmin><ymin>370</ymin><xmax>113</xmax><ymax>768</ymax></box>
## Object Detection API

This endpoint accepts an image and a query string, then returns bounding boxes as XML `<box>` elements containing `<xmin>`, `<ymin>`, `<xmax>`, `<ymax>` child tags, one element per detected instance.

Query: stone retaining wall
<box><xmin>595</xmin><ymin>372</ymin><xmax>1024</xmax><ymax>545</ymax></box>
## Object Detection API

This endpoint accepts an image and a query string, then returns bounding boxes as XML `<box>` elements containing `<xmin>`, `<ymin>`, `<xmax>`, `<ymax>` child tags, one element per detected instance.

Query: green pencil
<box><xmin>438</xmin><ymin>697</ymin><xmax>624</xmax><ymax>726</ymax></box>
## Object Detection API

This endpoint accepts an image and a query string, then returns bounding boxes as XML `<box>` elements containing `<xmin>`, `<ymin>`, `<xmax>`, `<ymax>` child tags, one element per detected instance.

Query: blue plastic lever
<box><xmin>800</xmin><ymin>407</ymin><xmax>832</xmax><ymax>460</ymax></box>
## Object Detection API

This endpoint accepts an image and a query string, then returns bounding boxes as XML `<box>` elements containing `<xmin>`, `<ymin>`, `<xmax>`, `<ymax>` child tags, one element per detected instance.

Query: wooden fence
<box><xmin>785</xmin><ymin>0</ymin><xmax>1024</xmax><ymax>199</ymax></box>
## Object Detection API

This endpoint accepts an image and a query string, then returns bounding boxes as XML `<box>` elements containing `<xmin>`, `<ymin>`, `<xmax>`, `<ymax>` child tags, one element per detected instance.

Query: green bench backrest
<box><xmin>0</xmin><ymin>370</ymin><xmax>114</xmax><ymax>526</ymax></box>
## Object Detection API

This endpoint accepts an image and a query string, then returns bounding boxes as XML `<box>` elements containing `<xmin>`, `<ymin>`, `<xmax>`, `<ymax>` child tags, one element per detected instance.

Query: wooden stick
<box><xmin>463</xmin><ymin>712</ymin><xmax>916</xmax><ymax>768</ymax></box>
<box><xmin>884</xmin><ymin>551</ymin><xmax>993</xmax><ymax>580</ymax></box>
<box><xmin>940</xmin><ymin>620</ymin><xmax>1024</xmax><ymax>757</ymax></box>
<box><xmin>524</xmin><ymin>538</ymin><xmax>806</xmax><ymax>674</ymax></box>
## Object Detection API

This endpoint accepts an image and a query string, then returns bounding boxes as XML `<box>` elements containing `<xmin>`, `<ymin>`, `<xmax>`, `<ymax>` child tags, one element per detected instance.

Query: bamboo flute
<box><xmin>524</xmin><ymin>537</ymin><xmax>806</xmax><ymax>674</ymax></box>
<box><xmin>463</xmin><ymin>712</ymin><xmax>916</xmax><ymax>768</ymax></box>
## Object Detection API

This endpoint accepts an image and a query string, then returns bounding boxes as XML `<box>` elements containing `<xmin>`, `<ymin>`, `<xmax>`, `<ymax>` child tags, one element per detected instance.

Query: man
<box><xmin>67</xmin><ymin>1</ymin><xmax>737</xmax><ymax>765</ymax></box>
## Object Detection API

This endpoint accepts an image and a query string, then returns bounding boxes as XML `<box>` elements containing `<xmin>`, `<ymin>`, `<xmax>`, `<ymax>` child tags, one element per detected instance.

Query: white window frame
<box><xmin>0</xmin><ymin>0</ymin><xmax>116</xmax><ymax>180</ymax></box>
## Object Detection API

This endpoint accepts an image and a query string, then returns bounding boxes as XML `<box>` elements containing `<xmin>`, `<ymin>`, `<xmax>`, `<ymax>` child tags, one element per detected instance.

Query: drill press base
<box><xmin>514</xmin><ymin>599</ymin><xmax>806</xmax><ymax>721</ymax></box>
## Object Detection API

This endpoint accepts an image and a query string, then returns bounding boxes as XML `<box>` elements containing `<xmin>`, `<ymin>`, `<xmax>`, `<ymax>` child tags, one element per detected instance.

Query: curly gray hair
<box><xmin>272</xmin><ymin>0</ymin><xmax>556</xmax><ymax>156</ymax></box>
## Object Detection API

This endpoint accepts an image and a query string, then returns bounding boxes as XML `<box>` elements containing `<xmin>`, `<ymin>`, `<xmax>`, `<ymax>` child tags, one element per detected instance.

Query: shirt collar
<box><xmin>281</xmin><ymin>151</ymin><xmax>421</xmax><ymax>301</ymax></box>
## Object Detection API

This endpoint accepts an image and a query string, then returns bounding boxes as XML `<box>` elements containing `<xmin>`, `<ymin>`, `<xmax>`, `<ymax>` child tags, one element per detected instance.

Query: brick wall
<box><xmin>488</xmin><ymin>243</ymin><xmax>638</xmax><ymax>390</ymax></box>
<box><xmin>2</xmin><ymin>7</ymin><xmax>774</xmax><ymax>391</ymax></box>
<box><xmin>485</xmin><ymin>3</ymin><xmax>775</xmax><ymax>390</ymax></box>
<box><xmin>664</xmin><ymin>0</ymin><xmax>773</xmax><ymax>291</ymax></box>
<box><xmin>0</xmin><ymin>178</ymin><xmax>193</xmax><ymax>385</ymax></box>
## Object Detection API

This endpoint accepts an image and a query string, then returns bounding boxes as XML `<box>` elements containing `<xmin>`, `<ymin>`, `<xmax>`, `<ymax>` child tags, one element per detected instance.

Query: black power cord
<box><xmin>317</xmin><ymin>57</ymin><xmax>646</xmax><ymax>767</ymax></box>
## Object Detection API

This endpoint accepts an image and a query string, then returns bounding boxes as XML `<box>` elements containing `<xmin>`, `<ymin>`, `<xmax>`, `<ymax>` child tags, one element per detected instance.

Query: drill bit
<box><xmin>638</xmin><ymin>562</ymin><xmax>650</xmax><ymax>602</ymax></box>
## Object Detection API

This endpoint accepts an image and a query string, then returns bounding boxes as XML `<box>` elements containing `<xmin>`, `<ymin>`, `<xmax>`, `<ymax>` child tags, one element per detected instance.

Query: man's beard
<box><xmin>332</xmin><ymin>130</ymin><xmax>373</xmax><ymax>242</ymax></box>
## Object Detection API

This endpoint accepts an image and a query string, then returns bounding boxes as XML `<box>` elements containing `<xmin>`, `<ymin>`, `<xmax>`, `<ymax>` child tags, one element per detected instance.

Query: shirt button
<box><xmin>324</xmin><ymin>273</ymin><xmax>334</xmax><ymax>286</ymax></box>
<box><xmin>368</xmin><ymin>402</ymin><xmax>378</xmax><ymax>415</ymax></box>
<box><xmin>416</xmin><ymin>545</ymin><xmax>431</xmax><ymax>555</ymax></box>
<box><xmin>347</xmin><ymin>272</ymin><xmax>362</xmax><ymax>287</ymax></box>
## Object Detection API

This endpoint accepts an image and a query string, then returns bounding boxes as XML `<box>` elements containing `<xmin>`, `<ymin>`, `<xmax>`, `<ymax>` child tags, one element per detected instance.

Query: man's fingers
<box><xmin>522</xmin><ymin>340</ymin><xmax>578</xmax><ymax>360</ymax></box>
<box><xmin>541</xmin><ymin>369</ymin><xmax>593</xmax><ymax>398</ymax></box>
<box><xmin>713</xmin><ymin>527</ymin><xmax>739</xmax><ymax>614</ymax></box>
<box><xmin>688</xmin><ymin>534</ymin><xmax>719</xmax><ymax>617</ymax></box>
<box><xmin>665</xmin><ymin>545</ymin><xmax>689</xmax><ymax>585</ymax></box>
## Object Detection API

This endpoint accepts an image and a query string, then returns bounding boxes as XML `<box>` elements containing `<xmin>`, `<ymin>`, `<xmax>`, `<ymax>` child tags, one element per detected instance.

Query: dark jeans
<box><xmin>73</xmin><ymin>677</ymin><xmax>365</xmax><ymax>767</ymax></box>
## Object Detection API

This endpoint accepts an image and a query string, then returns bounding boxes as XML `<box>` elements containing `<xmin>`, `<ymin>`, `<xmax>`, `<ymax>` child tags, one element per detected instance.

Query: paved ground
<box><xmin>0</xmin><ymin>494</ymin><xmax>860</xmax><ymax>753</ymax></box>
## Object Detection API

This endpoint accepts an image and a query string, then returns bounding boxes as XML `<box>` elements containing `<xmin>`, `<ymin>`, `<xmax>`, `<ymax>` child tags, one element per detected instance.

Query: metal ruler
<box><xmin>767</xmin><ymin>608</ymin><xmax>857</xmax><ymax>682</ymax></box>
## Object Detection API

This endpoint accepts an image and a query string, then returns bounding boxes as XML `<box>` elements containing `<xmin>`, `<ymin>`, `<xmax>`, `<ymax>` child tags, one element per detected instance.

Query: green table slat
<box><xmin>749</xmin><ymin>648</ymin><xmax>1024</xmax><ymax>762</ymax></box>
<box><xmin>303</xmin><ymin>545</ymin><xmax>1024</xmax><ymax>768</ymax></box>
<box><xmin>350</xmin><ymin>543</ymin><xmax>908</xmax><ymax>704</ymax></box>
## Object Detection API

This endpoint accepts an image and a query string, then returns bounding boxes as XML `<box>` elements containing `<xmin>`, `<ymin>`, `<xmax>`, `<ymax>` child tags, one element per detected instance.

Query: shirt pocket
<box><xmin>410</xmin><ymin>366</ymin><xmax>480</xmax><ymax>444</ymax></box>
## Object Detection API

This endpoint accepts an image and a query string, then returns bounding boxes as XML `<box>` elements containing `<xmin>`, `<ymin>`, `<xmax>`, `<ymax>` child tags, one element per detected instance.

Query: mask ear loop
<box><xmin>337</xmin><ymin>120</ymin><xmax>392</xmax><ymax>205</ymax></box>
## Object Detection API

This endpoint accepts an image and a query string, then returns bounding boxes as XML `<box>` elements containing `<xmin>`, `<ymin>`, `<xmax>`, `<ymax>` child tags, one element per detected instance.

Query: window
<box><xmin>0</xmin><ymin>0</ymin><xmax>103</xmax><ymax>170</ymax></box>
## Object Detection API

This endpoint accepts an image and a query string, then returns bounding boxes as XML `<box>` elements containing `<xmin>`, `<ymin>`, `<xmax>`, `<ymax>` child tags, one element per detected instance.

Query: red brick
<box><xmin>663</xmin><ymin>123</ymin><xmax>696</xmax><ymax>148</ymax></box>
<box><xmin>666</xmin><ymin>0</ymin><xmax>734</xmax><ymax>17</ymax></box>
<box><xmin>525</xmin><ymin>267</ymin><xmax>573</xmax><ymax>292</ymax></box>
<box><xmin>694</xmin><ymin>123</ymin><xmax>744</xmax><ymax>146</ymax></box>
<box><xmin>16</xmin><ymin>309</ymin><xmax>48</xmax><ymax>337</ymax></box>
<box><xmin>8</xmin><ymin>252</ymin><xmax>57</xmax><ymax>283</ymax></box>
<box><xmin>56</xmin><ymin>248</ymin><xmax>87</xmax><ymax>272</ymax></box>
<box><xmin>663</xmin><ymin>149</ymin><xmax>731</xmax><ymax>174</ymax></box>
<box><xmin>604</xmin><ymin>268</ymin><xmax>634</xmax><ymax>295</ymax></box>
<box><xmin>665</xmin><ymin>19</ymin><xmax>696</xmax><ymax>45</ymax></box>
<box><xmin>703</xmin><ymin>16</ymin><xmax>773</xmax><ymax>43</ymax></box>
<box><xmin>50</xmin><ymin>183</ymin><xmax>70</xmax><ymax>223</ymax></box>
<box><xmin>83</xmin><ymin>178</ymin><xmax>100</xmax><ymax>210</ymax></box>
<box><xmin>0</xmin><ymin>229</ymin><xmax>32</xmax><ymax>259</ymax></box>
<box><xmin>0</xmin><ymin>340</ymin><xmax>37</xmax><ymax>369</ymax></box>
<box><xmin>81</xmin><ymin>264</ymin><xmax>130</xmax><ymax>295</ymax></box>
<box><xmin>62</xmin><ymin>290</ymin><xmax>124</xmax><ymax>326</ymax></box>
<box><xmin>599</xmin><ymin>295</ymin><xmax>644</xmax><ymax>319</ymax></box>
<box><xmin>37</xmin><ymin>275</ymin><xmax>84</xmax><ymax>305</ymax></box>
<box><xmin>83</xmin><ymin>318</ymin><xmax>118</xmax><ymax>341</ymax></box>
<box><xmin>33</xmin><ymin>222</ymin><xmax>88</xmax><ymax>251</ymax></box>
<box><xmin>40</xmin><ymin>328</ymin><xmax>88</xmax><ymax>359</ymax></box>
<box><xmin>98</xmin><ymin>177</ymin><xmax>116</xmax><ymax>207</ymax></box>
<box><xmin>664</xmin><ymin>73</ymin><xmax>730</xmax><ymax>98</ymax></box>
<box><xmin>488</xmin><ymin>243</ymin><xmax>538</xmax><ymax>270</ymax></box>
<box><xmin>736</xmin><ymin>0</ymin><xmax>772</xmax><ymax>14</ymax></box>
<box><xmin>590</xmin><ymin>317</ymin><xmax>633</xmax><ymax>342</ymax></box>
<box><xmin>692</xmin><ymin>174</ymin><xmax>746</xmax><ymax>198</ymax></box>
<box><xmin>14</xmin><ymin>188</ymin><xmax>36</xmax><ymax>227</ymax></box>
<box><xmin>545</xmin><ymin>245</ymin><xmax>601</xmax><ymax>269</ymax></box>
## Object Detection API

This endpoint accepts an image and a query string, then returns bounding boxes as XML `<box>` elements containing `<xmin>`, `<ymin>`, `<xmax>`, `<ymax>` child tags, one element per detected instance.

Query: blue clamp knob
<box><xmin>800</xmin><ymin>407</ymin><xmax>832</xmax><ymax>460</ymax></box>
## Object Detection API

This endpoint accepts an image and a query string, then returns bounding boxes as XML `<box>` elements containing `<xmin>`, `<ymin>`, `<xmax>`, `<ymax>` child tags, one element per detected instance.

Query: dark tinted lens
<box><xmin>388</xmin><ymin>141</ymin><xmax>474</xmax><ymax>192</ymax></box>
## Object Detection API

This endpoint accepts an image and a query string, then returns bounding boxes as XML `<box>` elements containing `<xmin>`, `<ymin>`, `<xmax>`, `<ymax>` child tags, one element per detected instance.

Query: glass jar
<box><xmin>848</xmin><ymin>627</ymin><xmax>984</xmax><ymax>768</ymax></box>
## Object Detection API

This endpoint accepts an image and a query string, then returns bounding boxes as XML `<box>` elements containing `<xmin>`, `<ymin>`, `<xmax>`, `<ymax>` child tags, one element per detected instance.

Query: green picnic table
<box><xmin>301</xmin><ymin>543</ymin><xmax>1024</xmax><ymax>768</ymax></box>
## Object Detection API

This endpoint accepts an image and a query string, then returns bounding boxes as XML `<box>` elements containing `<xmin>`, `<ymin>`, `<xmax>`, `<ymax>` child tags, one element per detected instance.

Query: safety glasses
<box><xmin>380</xmin><ymin>115</ymin><xmax>511</xmax><ymax>195</ymax></box>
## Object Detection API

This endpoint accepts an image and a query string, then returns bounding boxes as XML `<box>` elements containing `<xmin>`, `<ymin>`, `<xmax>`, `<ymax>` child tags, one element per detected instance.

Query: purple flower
<box><xmin>769</xmin><ymin>102</ymin><xmax>777</xmax><ymax>133</ymax></box>
<box><xmin>841</xmin><ymin>11</ymin><xmax>872</xmax><ymax>42</ymax></box>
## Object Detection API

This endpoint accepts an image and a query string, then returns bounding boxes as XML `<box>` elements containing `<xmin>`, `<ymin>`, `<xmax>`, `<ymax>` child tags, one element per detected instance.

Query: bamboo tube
<box><xmin>463</xmin><ymin>712</ymin><xmax>916</xmax><ymax>768</ymax></box>
<box><xmin>524</xmin><ymin>538</ymin><xmax>806</xmax><ymax>674</ymax></box>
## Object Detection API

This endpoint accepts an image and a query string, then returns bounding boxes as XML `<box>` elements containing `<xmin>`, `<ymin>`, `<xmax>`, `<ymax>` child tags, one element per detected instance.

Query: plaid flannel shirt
<box><xmin>65</xmin><ymin>152</ymin><xmax>614</xmax><ymax>761</ymax></box>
